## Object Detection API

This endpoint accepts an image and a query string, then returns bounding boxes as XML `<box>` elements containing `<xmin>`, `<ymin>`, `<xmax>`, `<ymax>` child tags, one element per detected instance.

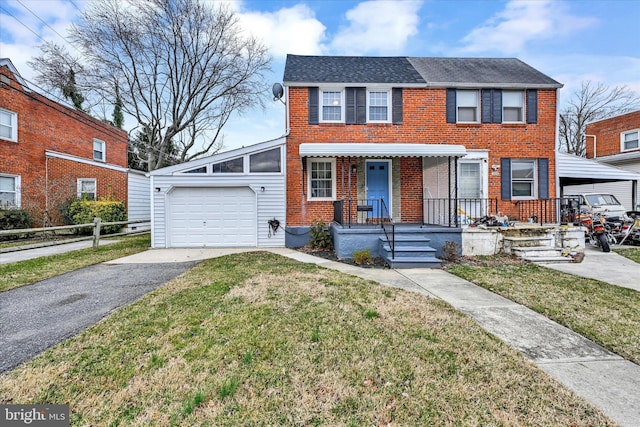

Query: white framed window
<box><xmin>250</xmin><ymin>147</ymin><xmax>281</xmax><ymax>173</ymax></box>
<box><xmin>367</xmin><ymin>90</ymin><xmax>390</xmax><ymax>122</ymax></box>
<box><xmin>511</xmin><ymin>159</ymin><xmax>536</xmax><ymax>199</ymax></box>
<box><xmin>320</xmin><ymin>90</ymin><xmax>344</xmax><ymax>122</ymax></box>
<box><xmin>457</xmin><ymin>90</ymin><xmax>479</xmax><ymax>123</ymax></box>
<box><xmin>93</xmin><ymin>139</ymin><xmax>106</xmax><ymax>162</ymax></box>
<box><xmin>0</xmin><ymin>174</ymin><xmax>20</xmax><ymax>207</ymax></box>
<box><xmin>77</xmin><ymin>178</ymin><xmax>96</xmax><ymax>200</ymax></box>
<box><xmin>0</xmin><ymin>108</ymin><xmax>18</xmax><ymax>142</ymax></box>
<box><xmin>212</xmin><ymin>157</ymin><xmax>244</xmax><ymax>173</ymax></box>
<box><xmin>621</xmin><ymin>130</ymin><xmax>639</xmax><ymax>151</ymax></box>
<box><xmin>307</xmin><ymin>158</ymin><xmax>336</xmax><ymax>200</ymax></box>
<box><xmin>502</xmin><ymin>91</ymin><xmax>525</xmax><ymax>123</ymax></box>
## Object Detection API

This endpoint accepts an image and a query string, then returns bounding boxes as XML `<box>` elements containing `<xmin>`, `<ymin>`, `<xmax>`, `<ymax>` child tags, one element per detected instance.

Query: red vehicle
<box><xmin>578</xmin><ymin>213</ymin><xmax>612</xmax><ymax>252</ymax></box>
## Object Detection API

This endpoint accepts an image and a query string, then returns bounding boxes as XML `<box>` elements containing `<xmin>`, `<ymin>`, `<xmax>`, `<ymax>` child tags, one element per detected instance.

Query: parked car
<box><xmin>564</xmin><ymin>193</ymin><xmax>627</xmax><ymax>219</ymax></box>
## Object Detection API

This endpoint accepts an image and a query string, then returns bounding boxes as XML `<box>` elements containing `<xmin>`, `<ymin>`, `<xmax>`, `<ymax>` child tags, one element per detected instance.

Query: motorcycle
<box><xmin>577</xmin><ymin>212</ymin><xmax>613</xmax><ymax>252</ymax></box>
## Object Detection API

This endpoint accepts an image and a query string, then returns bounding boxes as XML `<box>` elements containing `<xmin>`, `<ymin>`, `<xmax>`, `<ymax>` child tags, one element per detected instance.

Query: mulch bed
<box><xmin>296</xmin><ymin>246</ymin><xmax>389</xmax><ymax>269</ymax></box>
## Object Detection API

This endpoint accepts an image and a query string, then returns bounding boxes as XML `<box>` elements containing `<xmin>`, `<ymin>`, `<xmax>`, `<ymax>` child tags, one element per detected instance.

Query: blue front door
<box><xmin>366</xmin><ymin>160</ymin><xmax>390</xmax><ymax>217</ymax></box>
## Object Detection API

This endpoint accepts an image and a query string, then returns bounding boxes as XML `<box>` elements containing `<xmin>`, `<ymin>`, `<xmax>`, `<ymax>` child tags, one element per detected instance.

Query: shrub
<box><xmin>353</xmin><ymin>249</ymin><xmax>373</xmax><ymax>265</ymax></box>
<box><xmin>65</xmin><ymin>198</ymin><xmax>127</xmax><ymax>234</ymax></box>
<box><xmin>309</xmin><ymin>220</ymin><xmax>333</xmax><ymax>250</ymax></box>
<box><xmin>0</xmin><ymin>209</ymin><xmax>32</xmax><ymax>238</ymax></box>
<box><xmin>441</xmin><ymin>240</ymin><xmax>460</xmax><ymax>262</ymax></box>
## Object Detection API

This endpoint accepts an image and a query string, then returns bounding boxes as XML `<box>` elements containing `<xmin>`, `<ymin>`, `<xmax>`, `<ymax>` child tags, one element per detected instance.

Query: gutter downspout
<box><xmin>585</xmin><ymin>134</ymin><xmax>597</xmax><ymax>158</ymax></box>
<box><xmin>555</xmin><ymin>89</ymin><xmax>561</xmax><ymax>199</ymax></box>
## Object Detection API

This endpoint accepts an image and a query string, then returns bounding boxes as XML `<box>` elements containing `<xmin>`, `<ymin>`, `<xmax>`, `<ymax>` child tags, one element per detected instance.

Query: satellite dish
<box><xmin>272</xmin><ymin>83</ymin><xmax>284</xmax><ymax>101</ymax></box>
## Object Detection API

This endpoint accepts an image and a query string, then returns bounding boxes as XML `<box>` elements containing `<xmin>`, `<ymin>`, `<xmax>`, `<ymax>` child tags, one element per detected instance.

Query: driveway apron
<box><xmin>0</xmin><ymin>261</ymin><xmax>197</xmax><ymax>373</ymax></box>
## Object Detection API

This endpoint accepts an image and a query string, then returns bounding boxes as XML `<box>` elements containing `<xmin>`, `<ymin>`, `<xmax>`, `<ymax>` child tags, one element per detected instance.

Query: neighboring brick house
<box><xmin>282</xmin><ymin>55</ymin><xmax>563</xmax><ymax>261</ymax></box>
<box><xmin>0</xmin><ymin>58</ymin><xmax>129</xmax><ymax>227</ymax></box>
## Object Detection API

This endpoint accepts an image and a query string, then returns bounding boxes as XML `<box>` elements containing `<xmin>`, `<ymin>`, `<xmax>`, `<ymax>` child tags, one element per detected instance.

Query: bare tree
<box><xmin>32</xmin><ymin>0</ymin><xmax>271</xmax><ymax>171</ymax></box>
<box><xmin>559</xmin><ymin>81</ymin><xmax>640</xmax><ymax>156</ymax></box>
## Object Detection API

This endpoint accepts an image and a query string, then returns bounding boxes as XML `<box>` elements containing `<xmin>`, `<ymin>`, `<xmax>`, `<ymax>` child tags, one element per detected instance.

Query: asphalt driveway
<box><xmin>0</xmin><ymin>261</ymin><xmax>197</xmax><ymax>373</ymax></box>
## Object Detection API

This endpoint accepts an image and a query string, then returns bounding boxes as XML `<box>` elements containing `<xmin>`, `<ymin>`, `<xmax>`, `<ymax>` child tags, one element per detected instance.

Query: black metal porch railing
<box><xmin>333</xmin><ymin>198</ymin><xmax>390</xmax><ymax>227</ymax></box>
<box><xmin>424</xmin><ymin>198</ymin><xmax>499</xmax><ymax>227</ymax></box>
<box><xmin>515</xmin><ymin>197</ymin><xmax>580</xmax><ymax>225</ymax></box>
<box><xmin>380</xmin><ymin>198</ymin><xmax>395</xmax><ymax>259</ymax></box>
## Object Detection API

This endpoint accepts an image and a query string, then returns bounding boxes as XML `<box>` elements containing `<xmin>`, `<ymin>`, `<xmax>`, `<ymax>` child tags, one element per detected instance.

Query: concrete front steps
<box><xmin>379</xmin><ymin>230</ymin><xmax>441</xmax><ymax>268</ymax></box>
<box><xmin>503</xmin><ymin>236</ymin><xmax>572</xmax><ymax>263</ymax></box>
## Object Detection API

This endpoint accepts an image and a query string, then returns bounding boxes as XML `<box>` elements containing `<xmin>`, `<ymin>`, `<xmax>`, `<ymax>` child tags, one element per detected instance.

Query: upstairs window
<box><xmin>456</xmin><ymin>90</ymin><xmax>479</xmax><ymax>123</ymax></box>
<box><xmin>93</xmin><ymin>139</ymin><xmax>105</xmax><ymax>162</ymax></box>
<box><xmin>77</xmin><ymin>178</ymin><xmax>96</xmax><ymax>200</ymax></box>
<box><xmin>0</xmin><ymin>174</ymin><xmax>20</xmax><ymax>207</ymax></box>
<box><xmin>367</xmin><ymin>91</ymin><xmax>390</xmax><ymax>122</ymax></box>
<box><xmin>212</xmin><ymin>157</ymin><xmax>243</xmax><ymax>173</ymax></box>
<box><xmin>622</xmin><ymin>130</ymin><xmax>639</xmax><ymax>151</ymax></box>
<box><xmin>502</xmin><ymin>91</ymin><xmax>525</xmax><ymax>123</ymax></box>
<box><xmin>307</xmin><ymin>158</ymin><xmax>335</xmax><ymax>200</ymax></box>
<box><xmin>321</xmin><ymin>90</ymin><xmax>343</xmax><ymax>122</ymax></box>
<box><xmin>0</xmin><ymin>108</ymin><xmax>17</xmax><ymax>142</ymax></box>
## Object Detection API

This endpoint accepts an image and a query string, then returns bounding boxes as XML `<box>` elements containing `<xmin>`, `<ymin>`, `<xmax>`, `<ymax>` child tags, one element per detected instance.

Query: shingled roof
<box><xmin>283</xmin><ymin>55</ymin><xmax>562</xmax><ymax>88</ymax></box>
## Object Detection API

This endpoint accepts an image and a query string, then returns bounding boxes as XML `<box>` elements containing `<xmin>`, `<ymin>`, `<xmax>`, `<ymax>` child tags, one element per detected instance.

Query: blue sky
<box><xmin>1</xmin><ymin>0</ymin><xmax>639</xmax><ymax>152</ymax></box>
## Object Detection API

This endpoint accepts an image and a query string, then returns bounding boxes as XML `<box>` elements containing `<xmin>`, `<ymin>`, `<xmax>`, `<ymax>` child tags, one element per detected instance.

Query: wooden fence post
<box><xmin>93</xmin><ymin>217</ymin><xmax>101</xmax><ymax>249</ymax></box>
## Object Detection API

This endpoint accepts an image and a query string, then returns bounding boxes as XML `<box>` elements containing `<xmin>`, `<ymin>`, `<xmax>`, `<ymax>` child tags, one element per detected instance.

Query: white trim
<box><xmin>319</xmin><ymin>88</ymin><xmax>344</xmax><ymax>123</ymax></box>
<box><xmin>299</xmin><ymin>143</ymin><xmax>467</xmax><ymax>158</ymax></box>
<box><xmin>621</xmin><ymin>129</ymin><xmax>639</xmax><ymax>152</ymax></box>
<box><xmin>307</xmin><ymin>157</ymin><xmax>336</xmax><ymax>201</ymax></box>
<box><xmin>365</xmin><ymin>159</ymin><xmax>392</xmax><ymax>215</ymax></box>
<box><xmin>0</xmin><ymin>173</ymin><xmax>21</xmax><ymax>208</ymax></box>
<box><xmin>93</xmin><ymin>138</ymin><xmax>106</xmax><ymax>162</ymax></box>
<box><xmin>45</xmin><ymin>150</ymin><xmax>128</xmax><ymax>172</ymax></box>
<box><xmin>502</xmin><ymin>90</ymin><xmax>525</xmax><ymax>124</ymax></box>
<box><xmin>77</xmin><ymin>178</ymin><xmax>97</xmax><ymax>199</ymax></box>
<box><xmin>511</xmin><ymin>159</ymin><xmax>537</xmax><ymax>200</ymax></box>
<box><xmin>458</xmin><ymin>150</ymin><xmax>488</xmax><ymax>199</ymax></box>
<box><xmin>366</xmin><ymin>89</ymin><xmax>391</xmax><ymax>123</ymax></box>
<box><xmin>0</xmin><ymin>108</ymin><xmax>18</xmax><ymax>142</ymax></box>
<box><xmin>456</xmin><ymin>89</ymin><xmax>480</xmax><ymax>123</ymax></box>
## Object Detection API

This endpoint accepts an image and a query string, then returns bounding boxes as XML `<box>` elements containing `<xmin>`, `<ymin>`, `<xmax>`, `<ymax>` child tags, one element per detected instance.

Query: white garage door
<box><xmin>168</xmin><ymin>187</ymin><xmax>256</xmax><ymax>247</ymax></box>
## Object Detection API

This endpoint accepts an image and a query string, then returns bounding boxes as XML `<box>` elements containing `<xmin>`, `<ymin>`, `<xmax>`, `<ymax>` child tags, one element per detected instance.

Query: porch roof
<box><xmin>299</xmin><ymin>143</ymin><xmax>467</xmax><ymax>158</ymax></box>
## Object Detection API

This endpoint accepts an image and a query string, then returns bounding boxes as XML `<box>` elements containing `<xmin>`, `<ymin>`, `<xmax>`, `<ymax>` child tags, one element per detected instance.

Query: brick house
<box><xmin>574</xmin><ymin>110</ymin><xmax>640</xmax><ymax>210</ymax></box>
<box><xmin>0</xmin><ymin>58</ymin><xmax>129</xmax><ymax>227</ymax></box>
<box><xmin>282</xmin><ymin>55</ymin><xmax>563</xmax><ymax>264</ymax></box>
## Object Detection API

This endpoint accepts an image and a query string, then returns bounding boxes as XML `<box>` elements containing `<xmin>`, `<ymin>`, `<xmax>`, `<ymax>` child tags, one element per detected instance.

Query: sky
<box><xmin>1</xmin><ymin>0</ymin><xmax>639</xmax><ymax>153</ymax></box>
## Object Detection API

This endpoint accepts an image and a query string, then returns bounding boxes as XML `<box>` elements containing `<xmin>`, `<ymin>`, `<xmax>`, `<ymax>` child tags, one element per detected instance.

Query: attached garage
<box><xmin>149</xmin><ymin>138</ymin><xmax>286</xmax><ymax>248</ymax></box>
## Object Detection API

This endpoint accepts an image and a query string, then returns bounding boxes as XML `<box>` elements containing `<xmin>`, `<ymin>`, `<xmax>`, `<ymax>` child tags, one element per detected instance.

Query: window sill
<box><xmin>455</xmin><ymin>123</ymin><xmax>481</xmax><ymax>127</ymax></box>
<box><xmin>502</xmin><ymin>123</ymin><xmax>527</xmax><ymax>128</ymax></box>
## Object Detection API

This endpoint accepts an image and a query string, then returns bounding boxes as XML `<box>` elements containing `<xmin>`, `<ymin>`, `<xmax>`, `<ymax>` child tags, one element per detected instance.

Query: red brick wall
<box><xmin>585</xmin><ymin>110</ymin><xmax>640</xmax><ymax>158</ymax></box>
<box><xmin>0</xmin><ymin>65</ymin><xmax>128</xmax><ymax>226</ymax></box>
<box><xmin>286</xmin><ymin>87</ymin><xmax>558</xmax><ymax>225</ymax></box>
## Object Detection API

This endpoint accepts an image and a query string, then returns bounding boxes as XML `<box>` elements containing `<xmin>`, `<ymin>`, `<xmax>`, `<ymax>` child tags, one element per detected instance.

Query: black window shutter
<box><xmin>446</xmin><ymin>88</ymin><xmax>456</xmax><ymax>123</ymax></box>
<box><xmin>481</xmin><ymin>89</ymin><xmax>492</xmax><ymax>123</ymax></box>
<box><xmin>345</xmin><ymin>87</ymin><xmax>356</xmax><ymax>124</ymax></box>
<box><xmin>538</xmin><ymin>158</ymin><xmax>549</xmax><ymax>199</ymax></box>
<box><xmin>392</xmin><ymin>88</ymin><xmax>403</xmax><ymax>124</ymax></box>
<box><xmin>492</xmin><ymin>89</ymin><xmax>502</xmax><ymax>123</ymax></box>
<box><xmin>356</xmin><ymin>88</ymin><xmax>366</xmax><ymax>124</ymax></box>
<box><xmin>308</xmin><ymin>87</ymin><xmax>319</xmax><ymax>124</ymax></box>
<box><xmin>527</xmin><ymin>89</ymin><xmax>538</xmax><ymax>124</ymax></box>
<box><xmin>501</xmin><ymin>158</ymin><xmax>512</xmax><ymax>200</ymax></box>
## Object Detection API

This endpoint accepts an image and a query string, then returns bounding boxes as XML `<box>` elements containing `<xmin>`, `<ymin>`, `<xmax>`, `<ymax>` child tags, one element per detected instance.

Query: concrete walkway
<box><xmin>6</xmin><ymin>245</ymin><xmax>640</xmax><ymax>425</ymax></box>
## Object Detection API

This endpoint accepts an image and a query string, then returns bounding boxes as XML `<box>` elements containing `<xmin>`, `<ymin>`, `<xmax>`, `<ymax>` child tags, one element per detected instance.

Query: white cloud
<box><xmin>330</xmin><ymin>0</ymin><xmax>423</xmax><ymax>55</ymax></box>
<box><xmin>238</xmin><ymin>4</ymin><xmax>327</xmax><ymax>57</ymax></box>
<box><xmin>459</xmin><ymin>0</ymin><xmax>597</xmax><ymax>54</ymax></box>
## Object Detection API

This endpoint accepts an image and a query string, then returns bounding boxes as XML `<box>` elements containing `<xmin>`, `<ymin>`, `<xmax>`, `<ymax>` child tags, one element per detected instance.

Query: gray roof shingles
<box><xmin>283</xmin><ymin>54</ymin><xmax>562</xmax><ymax>88</ymax></box>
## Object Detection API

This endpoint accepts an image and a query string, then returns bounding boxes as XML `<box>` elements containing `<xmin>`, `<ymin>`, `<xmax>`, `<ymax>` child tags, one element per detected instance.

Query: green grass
<box><xmin>614</xmin><ymin>246</ymin><xmax>640</xmax><ymax>263</ymax></box>
<box><xmin>446</xmin><ymin>255</ymin><xmax>640</xmax><ymax>365</ymax></box>
<box><xmin>0</xmin><ymin>252</ymin><xmax>613</xmax><ymax>426</ymax></box>
<box><xmin>0</xmin><ymin>234</ymin><xmax>150</xmax><ymax>292</ymax></box>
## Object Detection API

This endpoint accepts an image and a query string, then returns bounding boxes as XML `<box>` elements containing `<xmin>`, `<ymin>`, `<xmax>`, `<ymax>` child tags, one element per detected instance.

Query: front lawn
<box><xmin>0</xmin><ymin>234</ymin><xmax>150</xmax><ymax>292</ymax></box>
<box><xmin>614</xmin><ymin>246</ymin><xmax>640</xmax><ymax>263</ymax></box>
<box><xmin>446</xmin><ymin>256</ymin><xmax>640</xmax><ymax>365</ymax></box>
<box><xmin>0</xmin><ymin>252</ymin><xmax>612</xmax><ymax>426</ymax></box>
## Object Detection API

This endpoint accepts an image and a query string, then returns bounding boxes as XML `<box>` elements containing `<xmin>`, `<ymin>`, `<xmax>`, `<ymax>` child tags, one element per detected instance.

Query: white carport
<box><xmin>149</xmin><ymin>138</ymin><xmax>286</xmax><ymax>248</ymax></box>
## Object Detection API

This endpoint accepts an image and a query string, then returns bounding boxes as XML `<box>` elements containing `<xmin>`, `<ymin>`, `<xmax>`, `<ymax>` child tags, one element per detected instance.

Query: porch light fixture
<box><xmin>155</xmin><ymin>187</ymin><xmax>161</xmax><ymax>192</ymax></box>
<box><xmin>351</xmin><ymin>165</ymin><xmax>357</xmax><ymax>174</ymax></box>
<box><xmin>260</xmin><ymin>186</ymin><xmax>265</xmax><ymax>192</ymax></box>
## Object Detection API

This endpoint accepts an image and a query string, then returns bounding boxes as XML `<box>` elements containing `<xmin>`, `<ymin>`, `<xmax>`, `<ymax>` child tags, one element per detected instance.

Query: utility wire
<box><xmin>15</xmin><ymin>0</ymin><xmax>80</xmax><ymax>53</ymax></box>
<box><xmin>0</xmin><ymin>4</ymin><xmax>47</xmax><ymax>43</ymax></box>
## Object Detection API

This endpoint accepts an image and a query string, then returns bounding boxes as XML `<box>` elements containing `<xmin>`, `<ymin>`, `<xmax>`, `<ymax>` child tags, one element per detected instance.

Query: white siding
<box><xmin>127</xmin><ymin>171</ymin><xmax>151</xmax><ymax>231</ymax></box>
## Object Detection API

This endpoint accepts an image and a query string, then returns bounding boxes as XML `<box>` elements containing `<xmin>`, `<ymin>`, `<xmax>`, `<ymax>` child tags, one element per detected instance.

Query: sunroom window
<box><xmin>212</xmin><ymin>157</ymin><xmax>244</xmax><ymax>173</ymax></box>
<box><xmin>250</xmin><ymin>147</ymin><xmax>281</xmax><ymax>173</ymax></box>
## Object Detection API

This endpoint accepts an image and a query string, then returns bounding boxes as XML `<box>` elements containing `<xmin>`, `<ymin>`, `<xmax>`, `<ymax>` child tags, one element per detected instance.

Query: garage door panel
<box><xmin>168</xmin><ymin>187</ymin><xmax>256</xmax><ymax>247</ymax></box>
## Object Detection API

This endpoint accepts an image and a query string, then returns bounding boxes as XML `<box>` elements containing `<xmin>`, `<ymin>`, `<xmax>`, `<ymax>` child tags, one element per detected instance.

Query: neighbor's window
<box><xmin>0</xmin><ymin>108</ymin><xmax>18</xmax><ymax>142</ymax></box>
<box><xmin>502</xmin><ymin>91</ymin><xmax>525</xmax><ymax>123</ymax></box>
<box><xmin>457</xmin><ymin>90</ymin><xmax>479</xmax><ymax>123</ymax></box>
<box><xmin>93</xmin><ymin>139</ymin><xmax>105</xmax><ymax>162</ymax></box>
<box><xmin>321</xmin><ymin>90</ymin><xmax>343</xmax><ymax>122</ymax></box>
<box><xmin>307</xmin><ymin>158</ymin><xmax>335</xmax><ymax>200</ymax></box>
<box><xmin>368</xmin><ymin>91</ymin><xmax>389</xmax><ymax>122</ymax></box>
<box><xmin>77</xmin><ymin>178</ymin><xmax>96</xmax><ymax>200</ymax></box>
<box><xmin>622</xmin><ymin>130</ymin><xmax>639</xmax><ymax>151</ymax></box>
<box><xmin>250</xmin><ymin>147</ymin><xmax>281</xmax><ymax>173</ymax></box>
<box><xmin>212</xmin><ymin>157</ymin><xmax>244</xmax><ymax>173</ymax></box>
<box><xmin>511</xmin><ymin>159</ymin><xmax>536</xmax><ymax>198</ymax></box>
<box><xmin>0</xmin><ymin>174</ymin><xmax>20</xmax><ymax>207</ymax></box>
